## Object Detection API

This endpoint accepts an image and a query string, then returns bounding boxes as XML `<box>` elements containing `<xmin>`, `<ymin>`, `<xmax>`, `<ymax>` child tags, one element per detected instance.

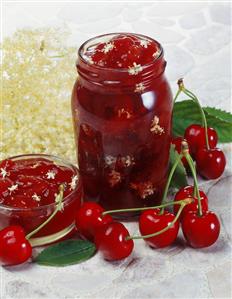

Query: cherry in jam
<box><xmin>0</xmin><ymin>158</ymin><xmax>75</xmax><ymax>207</ymax></box>
<box><xmin>0</xmin><ymin>156</ymin><xmax>82</xmax><ymax>239</ymax></box>
<box><xmin>90</xmin><ymin>34</ymin><xmax>160</xmax><ymax>68</ymax></box>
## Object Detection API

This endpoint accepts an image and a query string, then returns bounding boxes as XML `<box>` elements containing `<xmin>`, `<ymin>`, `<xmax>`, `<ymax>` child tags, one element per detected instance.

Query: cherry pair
<box><xmin>174</xmin><ymin>185</ymin><xmax>220</xmax><ymax>248</ymax></box>
<box><xmin>138</xmin><ymin>191</ymin><xmax>219</xmax><ymax>249</ymax></box>
<box><xmin>172</xmin><ymin>128</ymin><xmax>226</xmax><ymax>180</ymax></box>
<box><xmin>75</xmin><ymin>202</ymin><xmax>134</xmax><ymax>261</ymax></box>
<box><xmin>172</xmin><ymin>79</ymin><xmax>226</xmax><ymax>180</ymax></box>
<box><xmin>184</xmin><ymin>124</ymin><xmax>226</xmax><ymax>179</ymax></box>
<box><xmin>139</xmin><ymin>185</ymin><xmax>209</xmax><ymax>249</ymax></box>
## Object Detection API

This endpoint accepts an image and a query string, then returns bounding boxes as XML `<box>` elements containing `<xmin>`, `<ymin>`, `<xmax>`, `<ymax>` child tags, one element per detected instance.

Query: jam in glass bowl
<box><xmin>0</xmin><ymin>154</ymin><xmax>83</xmax><ymax>246</ymax></box>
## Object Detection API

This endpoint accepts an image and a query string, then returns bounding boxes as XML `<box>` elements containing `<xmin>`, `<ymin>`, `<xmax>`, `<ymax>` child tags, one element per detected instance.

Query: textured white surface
<box><xmin>1</xmin><ymin>2</ymin><xmax>232</xmax><ymax>299</ymax></box>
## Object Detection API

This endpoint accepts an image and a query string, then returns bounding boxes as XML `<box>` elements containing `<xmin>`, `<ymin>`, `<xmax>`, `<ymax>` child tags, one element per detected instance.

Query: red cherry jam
<box><xmin>0</xmin><ymin>155</ymin><xmax>82</xmax><ymax>244</ymax></box>
<box><xmin>72</xmin><ymin>33</ymin><xmax>172</xmax><ymax>216</ymax></box>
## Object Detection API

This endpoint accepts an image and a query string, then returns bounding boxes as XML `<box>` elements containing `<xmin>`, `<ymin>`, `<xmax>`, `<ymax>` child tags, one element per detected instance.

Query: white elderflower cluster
<box><xmin>1</xmin><ymin>28</ymin><xmax>77</xmax><ymax>163</ymax></box>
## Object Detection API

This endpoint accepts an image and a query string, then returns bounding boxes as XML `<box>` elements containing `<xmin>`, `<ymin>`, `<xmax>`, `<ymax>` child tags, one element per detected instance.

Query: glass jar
<box><xmin>72</xmin><ymin>33</ymin><xmax>173</xmax><ymax>216</ymax></box>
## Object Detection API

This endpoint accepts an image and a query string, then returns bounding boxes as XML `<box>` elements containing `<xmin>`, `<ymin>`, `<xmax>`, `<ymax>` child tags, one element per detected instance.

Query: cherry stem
<box><xmin>102</xmin><ymin>198</ymin><xmax>193</xmax><ymax>216</ymax></box>
<box><xmin>126</xmin><ymin>202</ymin><xmax>187</xmax><ymax>241</ymax></box>
<box><xmin>193</xmin><ymin>185</ymin><xmax>197</xmax><ymax>198</ymax></box>
<box><xmin>181</xmin><ymin>141</ymin><xmax>203</xmax><ymax>216</ymax></box>
<box><xmin>173</xmin><ymin>88</ymin><xmax>182</xmax><ymax>103</ymax></box>
<box><xmin>26</xmin><ymin>185</ymin><xmax>64</xmax><ymax>240</ymax></box>
<box><xmin>160</xmin><ymin>152</ymin><xmax>183</xmax><ymax>212</ymax></box>
<box><xmin>177</xmin><ymin>80</ymin><xmax>210</xmax><ymax>150</ymax></box>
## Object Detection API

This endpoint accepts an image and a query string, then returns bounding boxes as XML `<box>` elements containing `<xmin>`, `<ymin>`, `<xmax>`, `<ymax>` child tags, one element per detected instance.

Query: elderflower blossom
<box><xmin>1</xmin><ymin>28</ymin><xmax>77</xmax><ymax>163</ymax></box>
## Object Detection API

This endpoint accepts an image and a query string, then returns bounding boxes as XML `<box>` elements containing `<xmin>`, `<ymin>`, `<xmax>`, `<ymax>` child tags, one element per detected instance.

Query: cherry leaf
<box><xmin>35</xmin><ymin>239</ymin><xmax>96</xmax><ymax>267</ymax></box>
<box><xmin>173</xmin><ymin>100</ymin><xmax>232</xmax><ymax>143</ymax></box>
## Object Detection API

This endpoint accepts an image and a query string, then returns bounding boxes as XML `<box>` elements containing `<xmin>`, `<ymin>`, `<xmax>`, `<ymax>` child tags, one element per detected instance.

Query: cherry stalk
<box><xmin>181</xmin><ymin>140</ymin><xmax>203</xmax><ymax>216</ymax></box>
<box><xmin>102</xmin><ymin>198</ymin><xmax>193</xmax><ymax>217</ymax></box>
<box><xmin>26</xmin><ymin>185</ymin><xmax>65</xmax><ymax>241</ymax></box>
<box><xmin>176</xmin><ymin>79</ymin><xmax>210</xmax><ymax>150</ymax></box>
<box><xmin>126</xmin><ymin>200</ymin><xmax>190</xmax><ymax>241</ymax></box>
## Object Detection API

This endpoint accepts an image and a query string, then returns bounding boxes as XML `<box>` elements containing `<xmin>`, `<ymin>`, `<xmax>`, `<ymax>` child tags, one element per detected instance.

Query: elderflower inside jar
<box><xmin>72</xmin><ymin>33</ymin><xmax>173</xmax><ymax>216</ymax></box>
<box><xmin>0</xmin><ymin>154</ymin><xmax>83</xmax><ymax>246</ymax></box>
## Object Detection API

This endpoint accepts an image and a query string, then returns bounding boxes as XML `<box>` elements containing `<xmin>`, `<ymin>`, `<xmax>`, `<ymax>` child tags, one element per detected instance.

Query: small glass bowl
<box><xmin>0</xmin><ymin>154</ymin><xmax>83</xmax><ymax>246</ymax></box>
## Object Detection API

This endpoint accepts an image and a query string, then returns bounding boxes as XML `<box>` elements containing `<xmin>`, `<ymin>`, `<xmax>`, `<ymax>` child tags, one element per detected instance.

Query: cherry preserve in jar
<box><xmin>72</xmin><ymin>33</ymin><xmax>173</xmax><ymax>216</ymax></box>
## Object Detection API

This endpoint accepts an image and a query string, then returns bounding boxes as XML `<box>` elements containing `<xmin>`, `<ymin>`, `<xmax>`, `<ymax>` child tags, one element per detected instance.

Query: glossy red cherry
<box><xmin>171</xmin><ymin>136</ymin><xmax>188</xmax><ymax>167</ymax></box>
<box><xmin>184</xmin><ymin>124</ymin><xmax>218</xmax><ymax>157</ymax></box>
<box><xmin>195</xmin><ymin>148</ymin><xmax>226</xmax><ymax>179</ymax></box>
<box><xmin>75</xmin><ymin>202</ymin><xmax>113</xmax><ymax>241</ymax></box>
<box><xmin>182</xmin><ymin>211</ymin><xmax>220</xmax><ymax>248</ymax></box>
<box><xmin>174</xmin><ymin>186</ymin><xmax>208</xmax><ymax>219</ymax></box>
<box><xmin>139</xmin><ymin>209</ymin><xmax>179</xmax><ymax>248</ymax></box>
<box><xmin>94</xmin><ymin>221</ymin><xmax>134</xmax><ymax>261</ymax></box>
<box><xmin>0</xmin><ymin>226</ymin><xmax>32</xmax><ymax>266</ymax></box>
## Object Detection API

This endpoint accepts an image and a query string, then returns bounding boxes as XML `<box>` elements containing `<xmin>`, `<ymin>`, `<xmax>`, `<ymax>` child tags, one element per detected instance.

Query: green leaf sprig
<box><xmin>172</xmin><ymin>100</ymin><xmax>232</xmax><ymax>143</ymax></box>
<box><xmin>35</xmin><ymin>239</ymin><xmax>96</xmax><ymax>267</ymax></box>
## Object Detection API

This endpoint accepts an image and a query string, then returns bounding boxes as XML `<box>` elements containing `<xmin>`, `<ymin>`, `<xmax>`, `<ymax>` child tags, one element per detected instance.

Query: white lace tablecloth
<box><xmin>1</xmin><ymin>2</ymin><xmax>231</xmax><ymax>299</ymax></box>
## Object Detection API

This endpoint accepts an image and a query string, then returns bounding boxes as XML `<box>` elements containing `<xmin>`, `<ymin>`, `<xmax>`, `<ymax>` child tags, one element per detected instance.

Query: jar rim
<box><xmin>78</xmin><ymin>32</ymin><xmax>164</xmax><ymax>72</ymax></box>
<box><xmin>0</xmin><ymin>153</ymin><xmax>82</xmax><ymax>212</ymax></box>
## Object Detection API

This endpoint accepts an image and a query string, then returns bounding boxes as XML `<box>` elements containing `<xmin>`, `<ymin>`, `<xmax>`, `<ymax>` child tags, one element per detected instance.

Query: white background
<box><xmin>2</xmin><ymin>1</ymin><xmax>231</xmax><ymax>112</ymax></box>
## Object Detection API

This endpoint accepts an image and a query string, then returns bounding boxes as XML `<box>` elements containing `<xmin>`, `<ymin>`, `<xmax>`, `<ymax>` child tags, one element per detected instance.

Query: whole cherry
<box><xmin>195</xmin><ymin>148</ymin><xmax>226</xmax><ymax>179</ymax></box>
<box><xmin>184</xmin><ymin>124</ymin><xmax>218</xmax><ymax>157</ymax></box>
<box><xmin>94</xmin><ymin>221</ymin><xmax>134</xmax><ymax>261</ymax></box>
<box><xmin>174</xmin><ymin>185</ymin><xmax>208</xmax><ymax>219</ymax></box>
<box><xmin>75</xmin><ymin>202</ymin><xmax>113</xmax><ymax>241</ymax></box>
<box><xmin>139</xmin><ymin>209</ymin><xmax>179</xmax><ymax>248</ymax></box>
<box><xmin>182</xmin><ymin>210</ymin><xmax>220</xmax><ymax>248</ymax></box>
<box><xmin>0</xmin><ymin>226</ymin><xmax>32</xmax><ymax>266</ymax></box>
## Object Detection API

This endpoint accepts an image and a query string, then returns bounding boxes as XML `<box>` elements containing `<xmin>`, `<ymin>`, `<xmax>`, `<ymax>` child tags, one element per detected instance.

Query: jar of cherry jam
<box><xmin>72</xmin><ymin>33</ymin><xmax>173</xmax><ymax>216</ymax></box>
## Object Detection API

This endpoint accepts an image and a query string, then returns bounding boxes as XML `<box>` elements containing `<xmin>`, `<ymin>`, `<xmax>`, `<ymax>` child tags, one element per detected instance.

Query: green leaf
<box><xmin>173</xmin><ymin>100</ymin><xmax>232</xmax><ymax>143</ymax></box>
<box><xmin>35</xmin><ymin>239</ymin><xmax>96</xmax><ymax>267</ymax></box>
<box><xmin>204</xmin><ymin>106</ymin><xmax>232</xmax><ymax>123</ymax></box>
<box><xmin>169</xmin><ymin>145</ymin><xmax>188</xmax><ymax>189</ymax></box>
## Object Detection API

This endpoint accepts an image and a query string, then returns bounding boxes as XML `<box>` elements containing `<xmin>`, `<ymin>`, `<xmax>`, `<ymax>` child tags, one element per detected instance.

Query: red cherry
<box><xmin>195</xmin><ymin>148</ymin><xmax>226</xmax><ymax>179</ymax></box>
<box><xmin>171</xmin><ymin>136</ymin><xmax>188</xmax><ymax>167</ymax></box>
<box><xmin>182</xmin><ymin>211</ymin><xmax>220</xmax><ymax>248</ymax></box>
<box><xmin>94</xmin><ymin>222</ymin><xmax>134</xmax><ymax>261</ymax></box>
<box><xmin>139</xmin><ymin>209</ymin><xmax>179</xmax><ymax>248</ymax></box>
<box><xmin>174</xmin><ymin>186</ymin><xmax>208</xmax><ymax>219</ymax></box>
<box><xmin>0</xmin><ymin>225</ymin><xmax>32</xmax><ymax>266</ymax></box>
<box><xmin>75</xmin><ymin>202</ymin><xmax>113</xmax><ymax>241</ymax></box>
<box><xmin>184</xmin><ymin>124</ymin><xmax>218</xmax><ymax>157</ymax></box>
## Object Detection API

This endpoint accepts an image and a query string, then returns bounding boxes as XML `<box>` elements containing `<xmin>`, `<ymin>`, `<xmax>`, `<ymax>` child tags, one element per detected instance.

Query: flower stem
<box><xmin>102</xmin><ymin>198</ymin><xmax>192</xmax><ymax>217</ymax></box>
<box><xmin>26</xmin><ymin>185</ymin><xmax>64</xmax><ymax>240</ymax></box>
<box><xmin>126</xmin><ymin>202</ymin><xmax>186</xmax><ymax>241</ymax></box>
<box><xmin>181</xmin><ymin>141</ymin><xmax>203</xmax><ymax>216</ymax></box>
